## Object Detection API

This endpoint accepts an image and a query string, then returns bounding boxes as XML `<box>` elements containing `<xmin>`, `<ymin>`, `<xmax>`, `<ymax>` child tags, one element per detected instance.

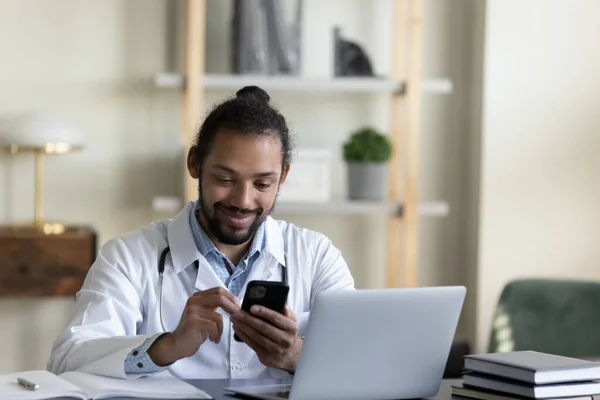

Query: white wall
<box><xmin>419</xmin><ymin>0</ymin><xmax>481</xmax><ymax>340</ymax></box>
<box><xmin>475</xmin><ymin>0</ymin><xmax>600</xmax><ymax>353</ymax></box>
<box><xmin>0</xmin><ymin>0</ymin><xmax>181</xmax><ymax>373</ymax></box>
<box><xmin>0</xmin><ymin>0</ymin><xmax>475</xmax><ymax>372</ymax></box>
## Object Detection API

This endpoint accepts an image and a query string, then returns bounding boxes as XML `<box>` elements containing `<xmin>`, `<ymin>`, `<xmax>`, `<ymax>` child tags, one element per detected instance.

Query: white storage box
<box><xmin>278</xmin><ymin>148</ymin><xmax>332</xmax><ymax>203</ymax></box>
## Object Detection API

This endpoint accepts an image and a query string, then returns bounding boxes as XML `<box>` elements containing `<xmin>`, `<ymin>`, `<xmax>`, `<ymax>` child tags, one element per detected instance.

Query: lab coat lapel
<box><xmin>264</xmin><ymin>217</ymin><xmax>286</xmax><ymax>268</ymax></box>
<box><xmin>166</xmin><ymin>202</ymin><xmax>225</xmax><ymax>291</ymax></box>
<box><xmin>194</xmin><ymin>256</ymin><xmax>227</xmax><ymax>291</ymax></box>
<box><xmin>167</xmin><ymin>202</ymin><xmax>199</xmax><ymax>274</ymax></box>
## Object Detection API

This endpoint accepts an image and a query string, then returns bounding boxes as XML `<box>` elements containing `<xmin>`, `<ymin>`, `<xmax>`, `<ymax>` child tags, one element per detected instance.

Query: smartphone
<box><xmin>234</xmin><ymin>280</ymin><xmax>289</xmax><ymax>342</ymax></box>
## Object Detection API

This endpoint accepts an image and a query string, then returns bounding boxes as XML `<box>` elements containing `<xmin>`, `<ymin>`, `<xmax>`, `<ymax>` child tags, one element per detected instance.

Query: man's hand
<box><xmin>231</xmin><ymin>306</ymin><xmax>303</xmax><ymax>372</ymax></box>
<box><xmin>148</xmin><ymin>287</ymin><xmax>240</xmax><ymax>366</ymax></box>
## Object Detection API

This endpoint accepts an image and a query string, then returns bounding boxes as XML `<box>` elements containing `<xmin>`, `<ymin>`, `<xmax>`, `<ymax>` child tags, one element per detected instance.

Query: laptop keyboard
<box><xmin>263</xmin><ymin>384</ymin><xmax>292</xmax><ymax>399</ymax></box>
<box><xmin>271</xmin><ymin>389</ymin><xmax>291</xmax><ymax>398</ymax></box>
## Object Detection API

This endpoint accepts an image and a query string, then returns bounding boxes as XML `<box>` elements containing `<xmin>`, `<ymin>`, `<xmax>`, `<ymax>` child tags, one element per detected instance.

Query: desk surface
<box><xmin>186</xmin><ymin>378</ymin><xmax>461</xmax><ymax>400</ymax></box>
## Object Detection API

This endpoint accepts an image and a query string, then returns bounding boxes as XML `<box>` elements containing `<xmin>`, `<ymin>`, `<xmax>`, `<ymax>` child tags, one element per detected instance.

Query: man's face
<box><xmin>191</xmin><ymin>129</ymin><xmax>289</xmax><ymax>246</ymax></box>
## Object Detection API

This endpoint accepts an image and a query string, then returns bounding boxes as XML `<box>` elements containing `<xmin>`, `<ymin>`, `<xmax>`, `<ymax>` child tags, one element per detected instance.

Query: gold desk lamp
<box><xmin>0</xmin><ymin>114</ymin><xmax>83</xmax><ymax>235</ymax></box>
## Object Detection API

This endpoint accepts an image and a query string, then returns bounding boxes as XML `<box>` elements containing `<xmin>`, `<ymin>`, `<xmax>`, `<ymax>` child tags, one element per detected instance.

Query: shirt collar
<box><xmin>166</xmin><ymin>202</ymin><xmax>200</xmax><ymax>274</ymax></box>
<box><xmin>167</xmin><ymin>202</ymin><xmax>285</xmax><ymax>274</ymax></box>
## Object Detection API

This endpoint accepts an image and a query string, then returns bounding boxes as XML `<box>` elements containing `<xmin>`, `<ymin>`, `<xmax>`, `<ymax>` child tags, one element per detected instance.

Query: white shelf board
<box><xmin>274</xmin><ymin>201</ymin><xmax>402</xmax><ymax>215</ymax></box>
<box><xmin>153</xmin><ymin>73</ymin><xmax>453</xmax><ymax>94</ymax></box>
<box><xmin>273</xmin><ymin>200</ymin><xmax>450</xmax><ymax>216</ymax></box>
<box><xmin>149</xmin><ymin>196</ymin><xmax>449</xmax><ymax>217</ymax></box>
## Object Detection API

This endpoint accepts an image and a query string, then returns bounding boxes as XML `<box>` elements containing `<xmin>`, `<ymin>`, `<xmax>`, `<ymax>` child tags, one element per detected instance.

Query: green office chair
<box><xmin>488</xmin><ymin>278</ymin><xmax>600</xmax><ymax>358</ymax></box>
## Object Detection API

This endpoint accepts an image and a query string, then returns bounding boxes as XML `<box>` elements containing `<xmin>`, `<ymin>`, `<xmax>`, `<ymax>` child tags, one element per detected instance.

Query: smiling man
<box><xmin>48</xmin><ymin>86</ymin><xmax>355</xmax><ymax>379</ymax></box>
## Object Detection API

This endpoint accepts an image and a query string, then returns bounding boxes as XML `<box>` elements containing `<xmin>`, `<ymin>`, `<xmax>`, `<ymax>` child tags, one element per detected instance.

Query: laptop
<box><xmin>225</xmin><ymin>286</ymin><xmax>466</xmax><ymax>400</ymax></box>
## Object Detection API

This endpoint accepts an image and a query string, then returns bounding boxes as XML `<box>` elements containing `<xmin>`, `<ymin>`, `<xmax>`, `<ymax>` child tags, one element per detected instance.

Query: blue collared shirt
<box><xmin>124</xmin><ymin>202</ymin><xmax>265</xmax><ymax>375</ymax></box>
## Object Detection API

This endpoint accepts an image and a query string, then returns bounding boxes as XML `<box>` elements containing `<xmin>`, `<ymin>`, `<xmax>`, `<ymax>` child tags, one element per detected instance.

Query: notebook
<box><xmin>0</xmin><ymin>370</ymin><xmax>212</xmax><ymax>400</ymax></box>
<box><xmin>463</xmin><ymin>373</ymin><xmax>600</xmax><ymax>399</ymax></box>
<box><xmin>464</xmin><ymin>351</ymin><xmax>600</xmax><ymax>384</ymax></box>
<box><xmin>452</xmin><ymin>383</ymin><xmax>595</xmax><ymax>400</ymax></box>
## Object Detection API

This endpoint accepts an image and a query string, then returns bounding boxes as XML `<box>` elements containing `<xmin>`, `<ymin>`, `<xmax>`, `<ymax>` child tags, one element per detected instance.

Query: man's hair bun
<box><xmin>236</xmin><ymin>85</ymin><xmax>270</xmax><ymax>104</ymax></box>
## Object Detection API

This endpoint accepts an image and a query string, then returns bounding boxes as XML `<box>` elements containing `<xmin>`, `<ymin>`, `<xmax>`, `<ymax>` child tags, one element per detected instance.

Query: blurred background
<box><xmin>0</xmin><ymin>0</ymin><xmax>599</xmax><ymax>374</ymax></box>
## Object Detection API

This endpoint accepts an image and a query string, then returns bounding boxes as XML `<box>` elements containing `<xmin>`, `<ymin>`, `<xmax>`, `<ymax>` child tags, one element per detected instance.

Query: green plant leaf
<box><xmin>342</xmin><ymin>126</ymin><xmax>392</xmax><ymax>162</ymax></box>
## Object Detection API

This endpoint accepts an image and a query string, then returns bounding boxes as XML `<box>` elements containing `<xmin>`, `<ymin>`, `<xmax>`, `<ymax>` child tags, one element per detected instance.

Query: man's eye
<box><xmin>255</xmin><ymin>182</ymin><xmax>272</xmax><ymax>190</ymax></box>
<box><xmin>216</xmin><ymin>177</ymin><xmax>233</xmax><ymax>184</ymax></box>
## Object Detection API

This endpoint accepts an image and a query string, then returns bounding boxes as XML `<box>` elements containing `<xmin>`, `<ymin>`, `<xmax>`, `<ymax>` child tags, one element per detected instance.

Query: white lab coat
<box><xmin>47</xmin><ymin>202</ymin><xmax>354</xmax><ymax>380</ymax></box>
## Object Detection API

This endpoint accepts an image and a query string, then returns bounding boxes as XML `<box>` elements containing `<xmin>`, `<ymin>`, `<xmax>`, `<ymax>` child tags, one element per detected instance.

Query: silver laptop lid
<box><xmin>290</xmin><ymin>286</ymin><xmax>466</xmax><ymax>400</ymax></box>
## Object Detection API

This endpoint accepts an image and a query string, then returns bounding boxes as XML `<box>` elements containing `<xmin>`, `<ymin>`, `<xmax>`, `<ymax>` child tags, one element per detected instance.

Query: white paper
<box><xmin>0</xmin><ymin>370</ymin><xmax>87</xmax><ymax>400</ymax></box>
<box><xmin>0</xmin><ymin>370</ymin><xmax>211</xmax><ymax>400</ymax></box>
<box><xmin>60</xmin><ymin>371</ymin><xmax>212</xmax><ymax>399</ymax></box>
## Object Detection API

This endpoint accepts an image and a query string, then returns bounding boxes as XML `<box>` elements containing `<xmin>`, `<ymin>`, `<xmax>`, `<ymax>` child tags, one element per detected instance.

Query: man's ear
<box><xmin>187</xmin><ymin>147</ymin><xmax>200</xmax><ymax>179</ymax></box>
<box><xmin>279</xmin><ymin>163</ymin><xmax>290</xmax><ymax>186</ymax></box>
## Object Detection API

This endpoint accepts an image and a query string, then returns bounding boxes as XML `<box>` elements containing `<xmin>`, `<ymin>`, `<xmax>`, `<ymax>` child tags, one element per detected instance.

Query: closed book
<box><xmin>452</xmin><ymin>384</ymin><xmax>594</xmax><ymax>400</ymax></box>
<box><xmin>464</xmin><ymin>351</ymin><xmax>600</xmax><ymax>384</ymax></box>
<box><xmin>463</xmin><ymin>373</ymin><xmax>600</xmax><ymax>399</ymax></box>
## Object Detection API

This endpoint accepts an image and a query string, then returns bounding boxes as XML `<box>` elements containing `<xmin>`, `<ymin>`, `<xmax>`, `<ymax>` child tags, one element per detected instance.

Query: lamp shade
<box><xmin>0</xmin><ymin>113</ymin><xmax>84</xmax><ymax>152</ymax></box>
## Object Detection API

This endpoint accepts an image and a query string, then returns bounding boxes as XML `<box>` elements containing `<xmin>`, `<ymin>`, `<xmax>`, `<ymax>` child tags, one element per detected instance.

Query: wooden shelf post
<box><xmin>181</xmin><ymin>0</ymin><xmax>206</xmax><ymax>203</ymax></box>
<box><xmin>386</xmin><ymin>0</ymin><xmax>422</xmax><ymax>288</ymax></box>
<box><xmin>402</xmin><ymin>0</ymin><xmax>423</xmax><ymax>288</ymax></box>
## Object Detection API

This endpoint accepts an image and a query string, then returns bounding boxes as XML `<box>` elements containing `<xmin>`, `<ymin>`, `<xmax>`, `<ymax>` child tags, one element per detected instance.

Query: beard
<box><xmin>197</xmin><ymin>184</ymin><xmax>277</xmax><ymax>246</ymax></box>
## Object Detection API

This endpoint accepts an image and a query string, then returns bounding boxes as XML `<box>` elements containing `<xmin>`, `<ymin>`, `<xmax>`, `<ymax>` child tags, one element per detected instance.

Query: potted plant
<box><xmin>342</xmin><ymin>126</ymin><xmax>393</xmax><ymax>201</ymax></box>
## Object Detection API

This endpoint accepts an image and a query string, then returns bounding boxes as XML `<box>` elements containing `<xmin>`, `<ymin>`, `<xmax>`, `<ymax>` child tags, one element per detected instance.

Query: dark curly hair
<box><xmin>192</xmin><ymin>86</ymin><xmax>294</xmax><ymax>171</ymax></box>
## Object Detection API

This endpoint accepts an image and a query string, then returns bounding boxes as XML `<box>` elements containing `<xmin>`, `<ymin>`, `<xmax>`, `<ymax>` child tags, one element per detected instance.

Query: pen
<box><xmin>17</xmin><ymin>377</ymin><xmax>39</xmax><ymax>391</ymax></box>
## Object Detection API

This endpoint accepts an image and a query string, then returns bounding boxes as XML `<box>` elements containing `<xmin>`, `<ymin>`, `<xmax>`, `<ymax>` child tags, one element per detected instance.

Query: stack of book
<box><xmin>452</xmin><ymin>351</ymin><xmax>600</xmax><ymax>400</ymax></box>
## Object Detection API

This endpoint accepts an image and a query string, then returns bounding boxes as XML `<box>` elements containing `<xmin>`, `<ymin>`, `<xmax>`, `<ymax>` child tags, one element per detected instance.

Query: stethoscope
<box><xmin>157</xmin><ymin>246</ymin><xmax>287</xmax><ymax>332</ymax></box>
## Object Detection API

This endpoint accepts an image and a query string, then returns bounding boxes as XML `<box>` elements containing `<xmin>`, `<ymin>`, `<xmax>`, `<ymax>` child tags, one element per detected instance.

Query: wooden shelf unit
<box><xmin>170</xmin><ymin>0</ymin><xmax>436</xmax><ymax>288</ymax></box>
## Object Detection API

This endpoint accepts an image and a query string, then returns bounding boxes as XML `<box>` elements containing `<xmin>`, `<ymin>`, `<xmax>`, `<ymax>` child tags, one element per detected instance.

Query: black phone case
<box><xmin>234</xmin><ymin>280</ymin><xmax>289</xmax><ymax>342</ymax></box>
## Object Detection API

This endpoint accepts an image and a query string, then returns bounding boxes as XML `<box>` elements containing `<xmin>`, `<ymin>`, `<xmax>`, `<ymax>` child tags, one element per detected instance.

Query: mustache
<box><xmin>215</xmin><ymin>204</ymin><xmax>263</xmax><ymax>215</ymax></box>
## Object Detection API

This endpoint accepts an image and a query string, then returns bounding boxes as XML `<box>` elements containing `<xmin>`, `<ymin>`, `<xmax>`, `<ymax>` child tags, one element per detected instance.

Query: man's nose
<box><xmin>230</xmin><ymin>182</ymin><xmax>254</xmax><ymax>210</ymax></box>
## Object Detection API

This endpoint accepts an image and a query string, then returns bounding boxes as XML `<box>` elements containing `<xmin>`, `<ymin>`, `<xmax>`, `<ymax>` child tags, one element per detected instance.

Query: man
<box><xmin>48</xmin><ymin>86</ymin><xmax>355</xmax><ymax>379</ymax></box>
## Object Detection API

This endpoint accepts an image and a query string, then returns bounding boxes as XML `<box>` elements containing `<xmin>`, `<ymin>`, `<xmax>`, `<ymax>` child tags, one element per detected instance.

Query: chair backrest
<box><xmin>488</xmin><ymin>278</ymin><xmax>600</xmax><ymax>358</ymax></box>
